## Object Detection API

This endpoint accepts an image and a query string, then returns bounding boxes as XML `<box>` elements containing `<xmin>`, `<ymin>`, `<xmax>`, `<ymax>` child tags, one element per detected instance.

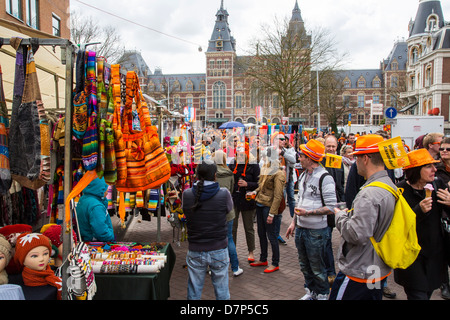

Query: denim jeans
<box><xmin>256</xmin><ymin>205</ymin><xmax>280</xmax><ymax>267</ymax></box>
<box><xmin>186</xmin><ymin>248</ymin><xmax>230</xmax><ymax>300</ymax></box>
<box><xmin>295</xmin><ymin>227</ymin><xmax>329</xmax><ymax>295</ymax></box>
<box><xmin>324</xmin><ymin>226</ymin><xmax>336</xmax><ymax>277</ymax></box>
<box><xmin>227</xmin><ymin>220</ymin><xmax>239</xmax><ymax>272</ymax></box>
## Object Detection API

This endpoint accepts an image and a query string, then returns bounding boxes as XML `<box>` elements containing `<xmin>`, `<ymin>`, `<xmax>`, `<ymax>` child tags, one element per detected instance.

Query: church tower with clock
<box><xmin>205</xmin><ymin>0</ymin><xmax>237</xmax><ymax>127</ymax></box>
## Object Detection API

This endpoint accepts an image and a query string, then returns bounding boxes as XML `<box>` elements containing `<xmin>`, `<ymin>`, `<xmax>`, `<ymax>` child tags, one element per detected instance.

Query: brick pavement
<box><xmin>113</xmin><ymin>208</ymin><xmax>444</xmax><ymax>301</ymax></box>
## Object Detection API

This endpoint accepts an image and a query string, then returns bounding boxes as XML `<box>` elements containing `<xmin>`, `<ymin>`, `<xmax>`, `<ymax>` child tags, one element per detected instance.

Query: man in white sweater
<box><xmin>286</xmin><ymin>139</ymin><xmax>337</xmax><ymax>300</ymax></box>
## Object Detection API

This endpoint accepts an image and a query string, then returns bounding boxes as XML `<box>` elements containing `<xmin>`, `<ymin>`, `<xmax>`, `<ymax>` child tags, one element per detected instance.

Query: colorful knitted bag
<box><xmin>81</xmin><ymin>51</ymin><xmax>98</xmax><ymax>171</ymax></box>
<box><xmin>112</xmin><ymin>69</ymin><xmax>170</xmax><ymax>222</ymax></box>
<box><xmin>0</xmin><ymin>65</ymin><xmax>11</xmax><ymax>194</ymax></box>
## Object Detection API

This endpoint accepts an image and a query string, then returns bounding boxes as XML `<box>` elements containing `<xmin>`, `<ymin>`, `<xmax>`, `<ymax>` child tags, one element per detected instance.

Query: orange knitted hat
<box><xmin>14</xmin><ymin>233</ymin><xmax>52</xmax><ymax>267</ymax></box>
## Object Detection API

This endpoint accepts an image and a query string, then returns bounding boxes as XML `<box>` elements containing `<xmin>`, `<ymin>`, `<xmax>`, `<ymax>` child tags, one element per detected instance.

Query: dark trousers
<box><xmin>329</xmin><ymin>271</ymin><xmax>383</xmax><ymax>300</ymax></box>
<box><xmin>255</xmin><ymin>205</ymin><xmax>280</xmax><ymax>267</ymax></box>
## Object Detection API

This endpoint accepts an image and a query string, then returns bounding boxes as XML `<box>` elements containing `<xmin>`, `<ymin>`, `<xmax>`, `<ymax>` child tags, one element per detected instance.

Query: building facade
<box><xmin>400</xmin><ymin>0</ymin><xmax>450</xmax><ymax>131</ymax></box>
<box><xmin>0</xmin><ymin>0</ymin><xmax>70</xmax><ymax>39</ymax></box>
<box><xmin>140</xmin><ymin>0</ymin><xmax>448</xmax><ymax>131</ymax></box>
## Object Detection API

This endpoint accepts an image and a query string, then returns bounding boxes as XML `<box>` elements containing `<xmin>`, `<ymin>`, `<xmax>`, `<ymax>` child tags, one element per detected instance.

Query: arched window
<box><xmin>213</xmin><ymin>81</ymin><xmax>226</xmax><ymax>109</ymax></box>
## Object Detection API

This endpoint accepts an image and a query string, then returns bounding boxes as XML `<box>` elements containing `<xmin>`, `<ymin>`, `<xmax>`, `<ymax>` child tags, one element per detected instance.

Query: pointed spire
<box><xmin>291</xmin><ymin>0</ymin><xmax>303</xmax><ymax>22</ymax></box>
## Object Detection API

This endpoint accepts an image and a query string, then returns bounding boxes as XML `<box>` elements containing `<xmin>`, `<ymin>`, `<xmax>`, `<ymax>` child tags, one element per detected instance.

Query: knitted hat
<box><xmin>14</xmin><ymin>233</ymin><xmax>52</xmax><ymax>267</ymax></box>
<box><xmin>352</xmin><ymin>134</ymin><xmax>384</xmax><ymax>155</ymax></box>
<box><xmin>299</xmin><ymin>139</ymin><xmax>325</xmax><ymax>162</ymax></box>
<box><xmin>40</xmin><ymin>224</ymin><xmax>62</xmax><ymax>248</ymax></box>
<box><xmin>403</xmin><ymin>148</ymin><xmax>440</xmax><ymax>170</ymax></box>
<box><xmin>0</xmin><ymin>234</ymin><xmax>12</xmax><ymax>265</ymax></box>
<box><xmin>0</xmin><ymin>224</ymin><xmax>33</xmax><ymax>247</ymax></box>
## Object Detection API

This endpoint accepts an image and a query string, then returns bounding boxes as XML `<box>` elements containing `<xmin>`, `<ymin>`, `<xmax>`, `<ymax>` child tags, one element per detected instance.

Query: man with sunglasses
<box><xmin>423</xmin><ymin>132</ymin><xmax>444</xmax><ymax>160</ymax></box>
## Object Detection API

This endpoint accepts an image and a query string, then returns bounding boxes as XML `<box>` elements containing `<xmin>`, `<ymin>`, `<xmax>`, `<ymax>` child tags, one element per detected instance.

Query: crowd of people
<box><xmin>182</xmin><ymin>127</ymin><xmax>450</xmax><ymax>301</ymax></box>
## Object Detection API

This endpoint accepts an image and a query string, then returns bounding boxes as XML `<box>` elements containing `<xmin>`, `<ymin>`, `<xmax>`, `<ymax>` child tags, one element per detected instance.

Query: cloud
<box><xmin>70</xmin><ymin>0</ymin><xmax>450</xmax><ymax>74</ymax></box>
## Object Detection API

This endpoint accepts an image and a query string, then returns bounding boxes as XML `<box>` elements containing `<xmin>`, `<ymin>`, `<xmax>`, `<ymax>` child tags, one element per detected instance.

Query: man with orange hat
<box><xmin>285</xmin><ymin>139</ymin><xmax>337</xmax><ymax>300</ymax></box>
<box><xmin>329</xmin><ymin>134</ymin><xmax>397</xmax><ymax>300</ymax></box>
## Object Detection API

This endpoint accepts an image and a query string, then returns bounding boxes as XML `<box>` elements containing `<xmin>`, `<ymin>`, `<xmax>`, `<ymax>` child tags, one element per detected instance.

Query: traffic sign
<box><xmin>385</xmin><ymin>107</ymin><xmax>397</xmax><ymax>119</ymax></box>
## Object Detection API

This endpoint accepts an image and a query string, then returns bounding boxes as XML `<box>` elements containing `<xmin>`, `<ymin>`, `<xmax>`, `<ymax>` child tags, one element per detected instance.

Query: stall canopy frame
<box><xmin>1</xmin><ymin>36</ymin><xmax>76</xmax><ymax>300</ymax></box>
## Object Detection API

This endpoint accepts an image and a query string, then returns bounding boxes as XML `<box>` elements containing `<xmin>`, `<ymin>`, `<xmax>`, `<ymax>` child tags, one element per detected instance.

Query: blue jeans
<box><xmin>186</xmin><ymin>248</ymin><xmax>230</xmax><ymax>300</ymax></box>
<box><xmin>228</xmin><ymin>220</ymin><xmax>239</xmax><ymax>272</ymax></box>
<box><xmin>325</xmin><ymin>226</ymin><xmax>336</xmax><ymax>277</ymax></box>
<box><xmin>256</xmin><ymin>205</ymin><xmax>280</xmax><ymax>267</ymax></box>
<box><xmin>295</xmin><ymin>227</ymin><xmax>329</xmax><ymax>295</ymax></box>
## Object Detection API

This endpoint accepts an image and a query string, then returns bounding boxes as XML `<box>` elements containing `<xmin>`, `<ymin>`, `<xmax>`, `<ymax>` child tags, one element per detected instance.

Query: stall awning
<box><xmin>399</xmin><ymin>102</ymin><xmax>418</xmax><ymax>113</ymax></box>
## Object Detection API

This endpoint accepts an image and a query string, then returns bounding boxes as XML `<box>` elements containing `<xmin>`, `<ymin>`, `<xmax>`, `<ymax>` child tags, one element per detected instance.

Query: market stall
<box><xmin>0</xmin><ymin>34</ymin><xmax>176</xmax><ymax>300</ymax></box>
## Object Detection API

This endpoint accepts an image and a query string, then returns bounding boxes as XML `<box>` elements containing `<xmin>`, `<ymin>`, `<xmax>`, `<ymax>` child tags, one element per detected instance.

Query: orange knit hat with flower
<box><xmin>14</xmin><ymin>233</ymin><xmax>52</xmax><ymax>267</ymax></box>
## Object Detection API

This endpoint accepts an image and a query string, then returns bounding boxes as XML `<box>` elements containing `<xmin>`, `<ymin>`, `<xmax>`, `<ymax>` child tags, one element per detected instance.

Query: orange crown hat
<box><xmin>299</xmin><ymin>139</ymin><xmax>325</xmax><ymax>162</ymax></box>
<box><xmin>403</xmin><ymin>148</ymin><xmax>440</xmax><ymax>170</ymax></box>
<box><xmin>351</xmin><ymin>134</ymin><xmax>384</xmax><ymax>155</ymax></box>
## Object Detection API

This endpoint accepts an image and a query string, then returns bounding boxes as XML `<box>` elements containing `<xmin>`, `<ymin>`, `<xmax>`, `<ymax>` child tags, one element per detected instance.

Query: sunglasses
<box><xmin>439</xmin><ymin>147</ymin><xmax>450</xmax><ymax>152</ymax></box>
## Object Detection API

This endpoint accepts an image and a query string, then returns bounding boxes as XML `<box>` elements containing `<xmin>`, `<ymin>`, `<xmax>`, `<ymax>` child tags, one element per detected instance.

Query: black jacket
<box><xmin>229</xmin><ymin>162</ymin><xmax>260</xmax><ymax>212</ymax></box>
<box><xmin>182</xmin><ymin>181</ymin><xmax>232</xmax><ymax>252</ymax></box>
<box><xmin>393</xmin><ymin>179</ymin><xmax>447</xmax><ymax>291</ymax></box>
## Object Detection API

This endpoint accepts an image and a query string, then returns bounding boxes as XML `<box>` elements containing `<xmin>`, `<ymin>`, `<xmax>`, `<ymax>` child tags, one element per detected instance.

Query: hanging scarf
<box><xmin>22</xmin><ymin>265</ymin><xmax>62</xmax><ymax>300</ymax></box>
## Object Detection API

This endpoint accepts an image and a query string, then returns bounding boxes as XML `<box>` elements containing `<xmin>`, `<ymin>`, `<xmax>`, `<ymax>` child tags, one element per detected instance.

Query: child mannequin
<box><xmin>14</xmin><ymin>233</ymin><xmax>62</xmax><ymax>300</ymax></box>
<box><xmin>0</xmin><ymin>234</ymin><xmax>12</xmax><ymax>285</ymax></box>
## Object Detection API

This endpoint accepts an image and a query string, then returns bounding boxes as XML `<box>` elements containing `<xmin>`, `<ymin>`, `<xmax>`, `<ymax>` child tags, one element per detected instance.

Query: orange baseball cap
<box><xmin>299</xmin><ymin>139</ymin><xmax>325</xmax><ymax>162</ymax></box>
<box><xmin>403</xmin><ymin>148</ymin><xmax>440</xmax><ymax>170</ymax></box>
<box><xmin>352</xmin><ymin>134</ymin><xmax>384</xmax><ymax>155</ymax></box>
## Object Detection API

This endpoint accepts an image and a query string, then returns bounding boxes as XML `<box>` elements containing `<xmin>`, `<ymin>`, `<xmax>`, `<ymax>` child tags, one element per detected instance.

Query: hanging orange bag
<box><xmin>111</xmin><ymin>67</ymin><xmax>170</xmax><ymax>223</ymax></box>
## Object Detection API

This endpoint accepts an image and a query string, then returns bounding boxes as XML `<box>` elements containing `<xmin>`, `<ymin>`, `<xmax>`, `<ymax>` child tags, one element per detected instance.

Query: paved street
<box><xmin>113</xmin><ymin>207</ymin><xmax>444</xmax><ymax>301</ymax></box>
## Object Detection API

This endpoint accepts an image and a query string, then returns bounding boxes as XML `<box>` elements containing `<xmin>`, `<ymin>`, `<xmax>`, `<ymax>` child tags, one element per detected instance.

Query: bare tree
<box><xmin>242</xmin><ymin>16</ymin><xmax>347</xmax><ymax>119</ymax></box>
<box><xmin>315</xmin><ymin>70</ymin><xmax>357</xmax><ymax>133</ymax></box>
<box><xmin>70</xmin><ymin>10</ymin><xmax>125</xmax><ymax>63</ymax></box>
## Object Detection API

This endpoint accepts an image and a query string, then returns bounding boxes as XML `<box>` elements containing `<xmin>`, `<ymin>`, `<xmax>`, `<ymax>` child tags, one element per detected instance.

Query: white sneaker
<box><xmin>299</xmin><ymin>288</ymin><xmax>315</xmax><ymax>300</ymax></box>
<box><xmin>233</xmin><ymin>268</ymin><xmax>243</xmax><ymax>277</ymax></box>
<box><xmin>316</xmin><ymin>293</ymin><xmax>329</xmax><ymax>300</ymax></box>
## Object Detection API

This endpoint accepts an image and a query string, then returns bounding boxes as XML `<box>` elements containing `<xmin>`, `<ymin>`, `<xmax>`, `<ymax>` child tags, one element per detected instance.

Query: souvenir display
<box><xmin>87</xmin><ymin>242</ymin><xmax>167</xmax><ymax>274</ymax></box>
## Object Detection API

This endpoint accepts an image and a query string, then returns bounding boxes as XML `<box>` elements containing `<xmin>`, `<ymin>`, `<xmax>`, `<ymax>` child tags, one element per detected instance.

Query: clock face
<box><xmin>216</xmin><ymin>41</ymin><xmax>223</xmax><ymax>48</ymax></box>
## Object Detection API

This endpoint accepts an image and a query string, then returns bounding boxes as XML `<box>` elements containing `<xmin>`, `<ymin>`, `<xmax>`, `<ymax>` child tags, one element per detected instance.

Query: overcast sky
<box><xmin>70</xmin><ymin>0</ymin><xmax>450</xmax><ymax>74</ymax></box>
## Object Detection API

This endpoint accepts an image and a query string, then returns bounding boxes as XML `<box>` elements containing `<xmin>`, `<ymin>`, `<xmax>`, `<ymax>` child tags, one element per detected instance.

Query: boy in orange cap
<box><xmin>330</xmin><ymin>134</ymin><xmax>397</xmax><ymax>300</ymax></box>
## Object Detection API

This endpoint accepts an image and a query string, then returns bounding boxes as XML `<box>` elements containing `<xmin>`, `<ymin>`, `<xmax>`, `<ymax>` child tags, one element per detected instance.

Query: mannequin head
<box><xmin>14</xmin><ymin>233</ymin><xmax>52</xmax><ymax>271</ymax></box>
<box><xmin>23</xmin><ymin>245</ymin><xmax>50</xmax><ymax>271</ymax></box>
<box><xmin>0</xmin><ymin>234</ymin><xmax>12</xmax><ymax>285</ymax></box>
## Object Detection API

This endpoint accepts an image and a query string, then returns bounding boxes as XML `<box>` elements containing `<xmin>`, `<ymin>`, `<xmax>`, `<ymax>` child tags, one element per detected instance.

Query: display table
<box><xmin>92</xmin><ymin>243</ymin><xmax>175</xmax><ymax>300</ymax></box>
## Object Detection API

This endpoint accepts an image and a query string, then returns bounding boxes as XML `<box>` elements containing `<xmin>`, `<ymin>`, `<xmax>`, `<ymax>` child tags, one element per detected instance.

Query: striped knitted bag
<box><xmin>112</xmin><ymin>69</ymin><xmax>170</xmax><ymax>224</ymax></box>
<box><xmin>96</xmin><ymin>118</ymin><xmax>106</xmax><ymax>178</ymax></box>
<box><xmin>82</xmin><ymin>51</ymin><xmax>98</xmax><ymax>171</ymax></box>
<box><xmin>0</xmin><ymin>65</ymin><xmax>11</xmax><ymax>194</ymax></box>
